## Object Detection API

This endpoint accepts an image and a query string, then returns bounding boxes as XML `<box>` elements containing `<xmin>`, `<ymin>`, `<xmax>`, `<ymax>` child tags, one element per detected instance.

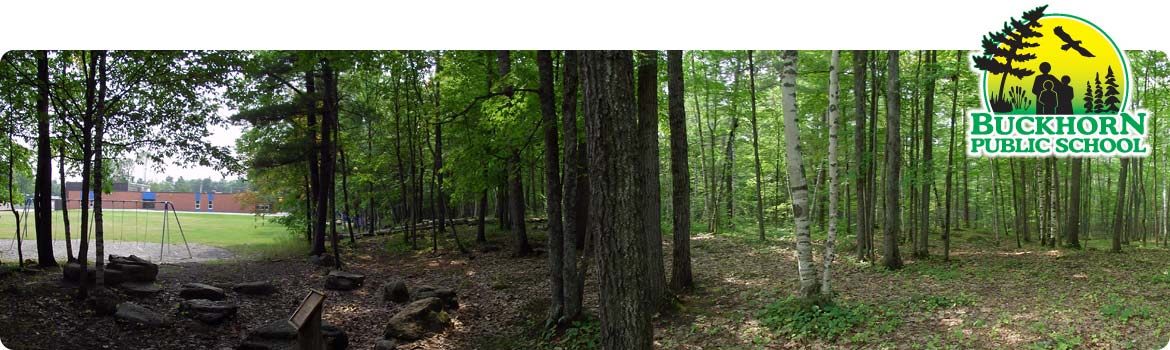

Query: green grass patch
<box><xmin>0</xmin><ymin>210</ymin><xmax>294</xmax><ymax>257</ymax></box>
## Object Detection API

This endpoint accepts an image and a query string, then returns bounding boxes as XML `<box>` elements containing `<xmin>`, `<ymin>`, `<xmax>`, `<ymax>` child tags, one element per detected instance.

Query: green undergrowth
<box><xmin>757</xmin><ymin>296</ymin><xmax>887</xmax><ymax>341</ymax></box>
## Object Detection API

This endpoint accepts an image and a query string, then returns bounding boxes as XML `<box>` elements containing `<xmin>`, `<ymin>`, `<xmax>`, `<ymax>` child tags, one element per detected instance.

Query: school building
<box><xmin>64</xmin><ymin>182</ymin><xmax>252</xmax><ymax>213</ymax></box>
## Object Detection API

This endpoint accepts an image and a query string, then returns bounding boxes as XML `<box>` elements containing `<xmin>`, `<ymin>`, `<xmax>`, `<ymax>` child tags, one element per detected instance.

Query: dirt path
<box><xmin>0</xmin><ymin>239</ymin><xmax>235</xmax><ymax>263</ymax></box>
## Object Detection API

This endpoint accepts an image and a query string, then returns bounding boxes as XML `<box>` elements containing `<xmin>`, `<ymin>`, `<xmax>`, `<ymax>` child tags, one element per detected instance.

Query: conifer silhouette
<box><xmin>972</xmin><ymin>5</ymin><xmax>1048</xmax><ymax>113</ymax></box>
<box><xmin>1102</xmin><ymin>66</ymin><xmax>1120</xmax><ymax>113</ymax></box>
<box><xmin>1083</xmin><ymin>80</ymin><xmax>1095</xmax><ymax>113</ymax></box>
<box><xmin>1093</xmin><ymin>73</ymin><xmax>1105</xmax><ymax>113</ymax></box>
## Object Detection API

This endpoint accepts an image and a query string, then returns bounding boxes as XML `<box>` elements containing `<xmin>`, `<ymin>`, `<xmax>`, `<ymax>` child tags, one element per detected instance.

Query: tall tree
<box><xmin>747</xmin><ymin>50</ymin><xmax>766</xmax><ymax>241</ymax></box>
<box><xmin>666</xmin><ymin>50</ymin><xmax>693</xmax><ymax>290</ymax></box>
<box><xmin>499</xmin><ymin>50</ymin><xmax>532</xmax><ymax>257</ymax></box>
<box><xmin>581</xmin><ymin>50</ymin><xmax>652</xmax><ymax>350</ymax></box>
<box><xmin>536</xmin><ymin>50</ymin><xmax>565</xmax><ymax>325</ymax></box>
<box><xmin>93</xmin><ymin>50</ymin><xmax>108</xmax><ymax>286</ymax></box>
<box><xmin>560</xmin><ymin>50</ymin><xmax>585</xmax><ymax>325</ymax></box>
<box><xmin>779</xmin><ymin>50</ymin><xmax>818</xmax><ymax>300</ymax></box>
<box><xmin>943</xmin><ymin>50</ymin><xmax>962</xmax><ymax>261</ymax></box>
<box><xmin>915</xmin><ymin>51</ymin><xmax>937</xmax><ymax>259</ymax></box>
<box><xmin>821</xmin><ymin>50</ymin><xmax>842</xmax><ymax>295</ymax></box>
<box><xmin>883</xmin><ymin>50</ymin><xmax>904</xmax><ymax>270</ymax></box>
<box><xmin>637</xmin><ymin>50</ymin><xmax>667</xmax><ymax>311</ymax></box>
<box><xmin>33</xmin><ymin>50</ymin><xmax>56</xmax><ymax>267</ymax></box>
<box><xmin>852</xmin><ymin>50</ymin><xmax>871</xmax><ymax>261</ymax></box>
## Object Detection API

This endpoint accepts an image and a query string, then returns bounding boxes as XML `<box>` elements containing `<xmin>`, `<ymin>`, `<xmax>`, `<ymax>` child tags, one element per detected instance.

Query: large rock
<box><xmin>233</xmin><ymin>281</ymin><xmax>277</xmax><ymax>296</ymax></box>
<box><xmin>413</xmin><ymin>286</ymin><xmax>458</xmax><ymax>309</ymax></box>
<box><xmin>180</xmin><ymin>299</ymin><xmax>239</xmax><ymax>325</ymax></box>
<box><xmin>238</xmin><ymin>319</ymin><xmax>348</xmax><ymax>350</ymax></box>
<box><xmin>107</xmin><ymin>255</ymin><xmax>159</xmax><ymax>282</ymax></box>
<box><xmin>324</xmin><ymin>270</ymin><xmax>365</xmax><ymax>291</ymax></box>
<box><xmin>382</xmin><ymin>280</ymin><xmax>409</xmax><ymax>303</ymax></box>
<box><xmin>63</xmin><ymin>262</ymin><xmax>129</xmax><ymax>285</ymax></box>
<box><xmin>180</xmin><ymin>283</ymin><xmax>226</xmax><ymax>300</ymax></box>
<box><xmin>383</xmin><ymin>297</ymin><xmax>451</xmax><ymax>341</ymax></box>
<box><xmin>114</xmin><ymin>302</ymin><xmax>168</xmax><ymax>327</ymax></box>
<box><xmin>118</xmin><ymin>282</ymin><xmax>163</xmax><ymax>297</ymax></box>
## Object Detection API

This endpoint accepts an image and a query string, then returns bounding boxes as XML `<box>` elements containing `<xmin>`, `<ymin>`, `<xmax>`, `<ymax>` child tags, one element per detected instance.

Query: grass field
<box><xmin>0</xmin><ymin>209</ymin><xmax>304</xmax><ymax>258</ymax></box>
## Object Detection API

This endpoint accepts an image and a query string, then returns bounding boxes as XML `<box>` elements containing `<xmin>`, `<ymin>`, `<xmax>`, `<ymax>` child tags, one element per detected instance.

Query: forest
<box><xmin>0</xmin><ymin>48</ymin><xmax>1169</xmax><ymax>350</ymax></box>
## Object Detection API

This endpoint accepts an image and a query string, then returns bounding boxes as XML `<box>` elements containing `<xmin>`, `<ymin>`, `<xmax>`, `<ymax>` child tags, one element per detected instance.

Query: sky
<box><xmin>15</xmin><ymin>0</ymin><xmax>1169</xmax><ymax>185</ymax></box>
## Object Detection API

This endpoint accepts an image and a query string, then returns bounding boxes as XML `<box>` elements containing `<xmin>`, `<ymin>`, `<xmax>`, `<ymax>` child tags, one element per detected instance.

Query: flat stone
<box><xmin>414</xmin><ymin>286</ymin><xmax>458</xmax><ymax>309</ymax></box>
<box><xmin>114</xmin><ymin>302</ymin><xmax>167</xmax><ymax>327</ymax></box>
<box><xmin>233</xmin><ymin>281</ymin><xmax>277</xmax><ymax>296</ymax></box>
<box><xmin>118</xmin><ymin>282</ymin><xmax>162</xmax><ymax>297</ymax></box>
<box><xmin>180</xmin><ymin>299</ymin><xmax>238</xmax><ymax>325</ymax></box>
<box><xmin>324</xmin><ymin>270</ymin><xmax>365</xmax><ymax>291</ymax></box>
<box><xmin>180</xmin><ymin>283</ymin><xmax>226</xmax><ymax>300</ymax></box>
<box><xmin>107</xmin><ymin>255</ymin><xmax>159</xmax><ymax>282</ymax></box>
<box><xmin>240</xmin><ymin>319</ymin><xmax>348</xmax><ymax>350</ymax></box>
<box><xmin>87</xmin><ymin>288</ymin><xmax>120</xmax><ymax>316</ymax></box>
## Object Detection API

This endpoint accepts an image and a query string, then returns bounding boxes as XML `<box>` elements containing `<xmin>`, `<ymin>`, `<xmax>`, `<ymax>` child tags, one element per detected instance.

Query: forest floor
<box><xmin>0</xmin><ymin>222</ymin><xmax>1168</xmax><ymax>349</ymax></box>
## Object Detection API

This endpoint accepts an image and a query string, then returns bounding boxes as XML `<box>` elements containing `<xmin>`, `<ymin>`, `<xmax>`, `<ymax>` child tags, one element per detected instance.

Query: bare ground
<box><xmin>0</xmin><ymin>225</ymin><xmax>1168</xmax><ymax>349</ymax></box>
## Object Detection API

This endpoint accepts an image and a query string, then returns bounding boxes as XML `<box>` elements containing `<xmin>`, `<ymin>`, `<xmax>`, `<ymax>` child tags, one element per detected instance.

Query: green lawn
<box><xmin>0</xmin><ymin>209</ymin><xmax>303</xmax><ymax>257</ymax></box>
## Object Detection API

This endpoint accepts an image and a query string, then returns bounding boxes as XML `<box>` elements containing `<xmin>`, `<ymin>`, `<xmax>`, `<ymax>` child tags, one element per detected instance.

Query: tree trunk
<box><xmin>779</xmin><ymin>50</ymin><xmax>820</xmax><ymax>299</ymax></box>
<box><xmin>60</xmin><ymin>130</ymin><xmax>74</xmax><ymax>262</ymax></box>
<box><xmin>821</xmin><ymin>50</ymin><xmax>842</xmax><ymax>295</ymax></box>
<box><xmin>747</xmin><ymin>51</ymin><xmax>766</xmax><ymax>241</ymax></box>
<box><xmin>34</xmin><ymin>50</ymin><xmax>56</xmax><ymax>267</ymax></box>
<box><xmin>1113</xmin><ymin>158</ymin><xmax>1128</xmax><ymax>252</ymax></box>
<box><xmin>852</xmin><ymin>50</ymin><xmax>870</xmax><ymax>262</ymax></box>
<box><xmin>93</xmin><ymin>50</ymin><xmax>108</xmax><ymax>286</ymax></box>
<box><xmin>915</xmin><ymin>51</ymin><xmax>936</xmax><ymax>259</ymax></box>
<box><xmin>560</xmin><ymin>50</ymin><xmax>584</xmax><ymax>324</ymax></box>
<box><xmin>1067</xmin><ymin>158</ymin><xmax>1082</xmax><ymax>248</ymax></box>
<box><xmin>666</xmin><ymin>50</ymin><xmax>693</xmax><ymax>291</ymax></box>
<box><xmin>581</xmin><ymin>50</ymin><xmax>653</xmax><ymax>350</ymax></box>
<box><xmin>943</xmin><ymin>50</ymin><xmax>961</xmax><ymax>262</ymax></box>
<box><xmin>508</xmin><ymin>151</ymin><xmax>532</xmax><ymax>256</ymax></box>
<box><xmin>636</xmin><ymin>50</ymin><xmax>667</xmax><ymax>311</ymax></box>
<box><xmin>306</xmin><ymin>69</ymin><xmax>326</xmax><ymax>256</ymax></box>
<box><xmin>882</xmin><ymin>50</ymin><xmax>904</xmax><ymax>270</ymax></box>
<box><xmin>322</xmin><ymin>59</ymin><xmax>342</xmax><ymax>268</ymax></box>
<box><xmin>476</xmin><ymin>190</ymin><xmax>488</xmax><ymax>243</ymax></box>
<box><xmin>537</xmin><ymin>50</ymin><xmax>565</xmax><ymax>324</ymax></box>
<box><xmin>77</xmin><ymin>51</ymin><xmax>97</xmax><ymax>300</ymax></box>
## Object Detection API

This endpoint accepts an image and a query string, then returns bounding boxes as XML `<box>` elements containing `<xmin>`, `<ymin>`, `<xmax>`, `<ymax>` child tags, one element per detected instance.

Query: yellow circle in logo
<box><xmin>982</xmin><ymin>14</ymin><xmax>1128</xmax><ymax>115</ymax></box>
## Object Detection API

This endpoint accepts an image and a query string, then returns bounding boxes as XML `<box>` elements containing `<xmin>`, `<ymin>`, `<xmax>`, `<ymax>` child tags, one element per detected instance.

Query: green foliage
<box><xmin>907</xmin><ymin>293</ymin><xmax>976</xmax><ymax>312</ymax></box>
<box><xmin>542</xmin><ymin>319</ymin><xmax>601</xmax><ymax>350</ymax></box>
<box><xmin>1099</xmin><ymin>294</ymin><xmax>1152</xmax><ymax>322</ymax></box>
<box><xmin>1028</xmin><ymin>330</ymin><xmax>1083</xmax><ymax>350</ymax></box>
<box><xmin>758</xmin><ymin>296</ymin><xmax>871</xmax><ymax>340</ymax></box>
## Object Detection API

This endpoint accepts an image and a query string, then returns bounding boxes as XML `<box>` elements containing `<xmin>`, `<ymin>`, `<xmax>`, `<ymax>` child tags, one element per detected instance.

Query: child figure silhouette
<box><xmin>1038</xmin><ymin>80</ymin><xmax>1058</xmax><ymax>115</ymax></box>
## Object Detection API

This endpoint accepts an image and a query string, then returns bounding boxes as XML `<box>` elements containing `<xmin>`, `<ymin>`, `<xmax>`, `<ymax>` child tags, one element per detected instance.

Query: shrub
<box><xmin>758</xmin><ymin>296</ymin><xmax>871</xmax><ymax>340</ymax></box>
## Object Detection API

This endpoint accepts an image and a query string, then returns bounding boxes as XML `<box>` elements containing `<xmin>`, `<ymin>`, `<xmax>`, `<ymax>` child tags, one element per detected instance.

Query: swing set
<box><xmin>5</xmin><ymin>198</ymin><xmax>194</xmax><ymax>263</ymax></box>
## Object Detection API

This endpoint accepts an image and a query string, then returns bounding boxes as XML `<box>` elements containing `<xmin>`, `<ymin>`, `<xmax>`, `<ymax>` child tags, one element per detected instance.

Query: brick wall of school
<box><xmin>64</xmin><ymin>191</ymin><xmax>251</xmax><ymax>213</ymax></box>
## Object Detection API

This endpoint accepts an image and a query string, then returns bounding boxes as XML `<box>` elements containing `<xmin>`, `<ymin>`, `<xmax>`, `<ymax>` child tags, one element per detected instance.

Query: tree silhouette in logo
<box><xmin>1102</xmin><ymin>66</ymin><xmax>1120</xmax><ymax>113</ymax></box>
<box><xmin>973</xmin><ymin>5</ymin><xmax>1048</xmax><ymax>113</ymax></box>
<box><xmin>1093</xmin><ymin>73</ymin><xmax>1105</xmax><ymax>113</ymax></box>
<box><xmin>1083</xmin><ymin>80</ymin><xmax>1095</xmax><ymax>112</ymax></box>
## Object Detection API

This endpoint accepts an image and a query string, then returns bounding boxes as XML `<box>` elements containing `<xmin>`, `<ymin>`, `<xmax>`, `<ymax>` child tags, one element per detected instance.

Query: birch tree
<box><xmin>778</xmin><ymin>50</ymin><xmax>818</xmax><ymax>299</ymax></box>
<box><xmin>821</xmin><ymin>50</ymin><xmax>841</xmax><ymax>295</ymax></box>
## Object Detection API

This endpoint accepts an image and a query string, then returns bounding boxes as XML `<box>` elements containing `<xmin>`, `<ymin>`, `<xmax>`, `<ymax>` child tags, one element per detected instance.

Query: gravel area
<box><xmin>0</xmin><ymin>239</ymin><xmax>235</xmax><ymax>263</ymax></box>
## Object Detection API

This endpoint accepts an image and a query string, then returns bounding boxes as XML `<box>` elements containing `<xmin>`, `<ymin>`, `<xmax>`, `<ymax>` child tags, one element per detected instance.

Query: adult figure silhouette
<box><xmin>1057</xmin><ymin>75</ymin><xmax>1074</xmax><ymax>114</ymax></box>
<box><xmin>1031</xmin><ymin>62</ymin><xmax>1059</xmax><ymax>114</ymax></box>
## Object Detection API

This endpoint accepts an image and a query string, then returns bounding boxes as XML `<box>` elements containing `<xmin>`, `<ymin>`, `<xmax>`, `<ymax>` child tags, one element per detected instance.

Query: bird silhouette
<box><xmin>1054</xmin><ymin>26</ymin><xmax>1095</xmax><ymax>57</ymax></box>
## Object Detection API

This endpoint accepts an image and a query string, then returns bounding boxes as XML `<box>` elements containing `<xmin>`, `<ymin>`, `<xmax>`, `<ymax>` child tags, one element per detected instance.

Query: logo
<box><xmin>968</xmin><ymin>5</ymin><xmax>1149</xmax><ymax>157</ymax></box>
